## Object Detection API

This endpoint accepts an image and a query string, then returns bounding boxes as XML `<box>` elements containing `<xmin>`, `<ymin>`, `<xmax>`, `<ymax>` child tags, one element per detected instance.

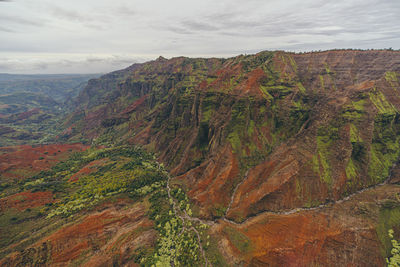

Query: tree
<box><xmin>387</xmin><ymin>229</ymin><xmax>400</xmax><ymax>267</ymax></box>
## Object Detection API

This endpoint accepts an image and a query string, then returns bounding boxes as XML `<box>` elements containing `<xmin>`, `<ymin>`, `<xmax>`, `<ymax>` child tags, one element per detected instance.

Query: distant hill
<box><xmin>0</xmin><ymin>73</ymin><xmax>99</xmax><ymax>103</ymax></box>
<box><xmin>0</xmin><ymin>74</ymin><xmax>99</xmax><ymax>146</ymax></box>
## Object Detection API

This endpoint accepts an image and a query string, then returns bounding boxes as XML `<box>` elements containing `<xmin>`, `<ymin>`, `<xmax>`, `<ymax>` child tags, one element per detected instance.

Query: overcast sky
<box><xmin>0</xmin><ymin>0</ymin><xmax>399</xmax><ymax>74</ymax></box>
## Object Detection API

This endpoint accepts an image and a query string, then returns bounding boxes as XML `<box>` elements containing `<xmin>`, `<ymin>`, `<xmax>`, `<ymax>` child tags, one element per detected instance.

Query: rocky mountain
<box><xmin>1</xmin><ymin>50</ymin><xmax>400</xmax><ymax>266</ymax></box>
<box><xmin>63</xmin><ymin>50</ymin><xmax>400</xmax><ymax>218</ymax></box>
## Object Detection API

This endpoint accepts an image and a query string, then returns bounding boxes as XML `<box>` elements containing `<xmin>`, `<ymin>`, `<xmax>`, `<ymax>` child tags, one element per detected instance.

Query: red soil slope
<box><xmin>0</xmin><ymin>191</ymin><xmax>54</xmax><ymax>211</ymax></box>
<box><xmin>0</xmin><ymin>143</ymin><xmax>89</xmax><ymax>179</ymax></box>
<box><xmin>0</xmin><ymin>199</ymin><xmax>156</xmax><ymax>266</ymax></box>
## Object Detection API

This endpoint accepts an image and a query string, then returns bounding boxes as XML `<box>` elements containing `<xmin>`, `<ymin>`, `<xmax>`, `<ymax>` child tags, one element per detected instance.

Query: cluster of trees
<box><xmin>44</xmin><ymin>146</ymin><xmax>166</xmax><ymax>218</ymax></box>
<box><xmin>388</xmin><ymin>229</ymin><xmax>400</xmax><ymax>266</ymax></box>
<box><xmin>144</xmin><ymin>187</ymin><xmax>208</xmax><ymax>266</ymax></box>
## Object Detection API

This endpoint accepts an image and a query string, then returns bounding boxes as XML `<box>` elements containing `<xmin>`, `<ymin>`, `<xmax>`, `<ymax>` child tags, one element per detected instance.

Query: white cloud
<box><xmin>0</xmin><ymin>0</ymin><xmax>399</xmax><ymax>73</ymax></box>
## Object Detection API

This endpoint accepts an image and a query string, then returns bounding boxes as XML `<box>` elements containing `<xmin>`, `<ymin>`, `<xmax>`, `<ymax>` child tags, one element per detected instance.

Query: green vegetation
<box><xmin>3</xmin><ymin>52</ymin><xmax>400</xmax><ymax>265</ymax></box>
<box><xmin>0</xmin><ymin>144</ymin><xmax>212</xmax><ymax>266</ymax></box>
<box><xmin>387</xmin><ymin>229</ymin><xmax>400</xmax><ymax>266</ymax></box>
<box><xmin>368</xmin><ymin>111</ymin><xmax>400</xmax><ymax>184</ymax></box>
<box><xmin>143</xmin><ymin>183</ymin><xmax>210</xmax><ymax>266</ymax></box>
<box><xmin>386</xmin><ymin>72</ymin><xmax>399</xmax><ymax>88</ymax></box>
<box><xmin>240</xmin><ymin>51</ymin><xmax>275</xmax><ymax>73</ymax></box>
<box><xmin>222</xmin><ymin>226</ymin><xmax>252</xmax><ymax>253</ymax></box>
<box><xmin>312</xmin><ymin>125</ymin><xmax>339</xmax><ymax>185</ymax></box>
<box><xmin>0</xmin><ymin>73</ymin><xmax>98</xmax><ymax>102</ymax></box>
<box><xmin>345</xmin><ymin>158</ymin><xmax>357</xmax><ymax>182</ymax></box>
<box><xmin>43</xmin><ymin>146</ymin><xmax>166</xmax><ymax>218</ymax></box>
<box><xmin>0</xmin><ymin>206</ymin><xmax>49</xmax><ymax>249</ymax></box>
<box><xmin>369</xmin><ymin>89</ymin><xmax>397</xmax><ymax>115</ymax></box>
<box><xmin>319</xmin><ymin>75</ymin><xmax>325</xmax><ymax>90</ymax></box>
<box><xmin>377</xmin><ymin>206</ymin><xmax>400</xmax><ymax>260</ymax></box>
<box><xmin>0</xmin><ymin>74</ymin><xmax>97</xmax><ymax>146</ymax></box>
<box><xmin>342</xmin><ymin>99</ymin><xmax>366</xmax><ymax>121</ymax></box>
<box><xmin>297</xmin><ymin>82</ymin><xmax>306</xmax><ymax>93</ymax></box>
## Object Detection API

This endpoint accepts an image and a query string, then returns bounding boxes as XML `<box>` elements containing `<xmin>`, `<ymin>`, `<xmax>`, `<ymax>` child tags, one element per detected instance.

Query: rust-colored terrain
<box><xmin>1</xmin><ymin>199</ymin><xmax>156</xmax><ymax>267</ymax></box>
<box><xmin>1</xmin><ymin>50</ymin><xmax>400</xmax><ymax>266</ymax></box>
<box><xmin>0</xmin><ymin>143</ymin><xmax>89</xmax><ymax>179</ymax></box>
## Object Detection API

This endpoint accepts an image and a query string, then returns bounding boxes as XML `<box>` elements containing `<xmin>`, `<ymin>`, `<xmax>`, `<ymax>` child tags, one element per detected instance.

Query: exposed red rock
<box><xmin>0</xmin><ymin>191</ymin><xmax>54</xmax><ymax>211</ymax></box>
<box><xmin>214</xmin><ymin>184</ymin><xmax>400</xmax><ymax>266</ymax></box>
<box><xmin>1</xmin><ymin>50</ymin><xmax>400</xmax><ymax>266</ymax></box>
<box><xmin>0</xmin><ymin>143</ymin><xmax>89</xmax><ymax>179</ymax></box>
<box><xmin>0</xmin><ymin>200</ymin><xmax>156</xmax><ymax>266</ymax></box>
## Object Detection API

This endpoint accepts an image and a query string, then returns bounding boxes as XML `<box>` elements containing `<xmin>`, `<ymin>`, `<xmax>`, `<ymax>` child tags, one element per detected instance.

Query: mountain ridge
<box><xmin>61</xmin><ymin>50</ymin><xmax>400</xmax><ymax>220</ymax></box>
<box><xmin>0</xmin><ymin>49</ymin><xmax>400</xmax><ymax>266</ymax></box>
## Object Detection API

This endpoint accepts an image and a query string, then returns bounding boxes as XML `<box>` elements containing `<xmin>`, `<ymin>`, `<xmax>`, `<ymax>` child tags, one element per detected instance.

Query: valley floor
<box><xmin>0</xmin><ymin>143</ymin><xmax>399</xmax><ymax>266</ymax></box>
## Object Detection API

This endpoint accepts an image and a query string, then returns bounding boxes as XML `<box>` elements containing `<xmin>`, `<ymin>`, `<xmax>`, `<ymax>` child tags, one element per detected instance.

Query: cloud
<box><xmin>46</xmin><ymin>5</ymin><xmax>112</xmax><ymax>30</ymax></box>
<box><xmin>49</xmin><ymin>6</ymin><xmax>92</xmax><ymax>23</ymax></box>
<box><xmin>164</xmin><ymin>0</ymin><xmax>400</xmax><ymax>44</ymax></box>
<box><xmin>0</xmin><ymin>0</ymin><xmax>399</xmax><ymax>73</ymax></box>
<box><xmin>0</xmin><ymin>26</ymin><xmax>14</xmax><ymax>32</ymax></box>
<box><xmin>0</xmin><ymin>15</ymin><xmax>44</xmax><ymax>27</ymax></box>
<box><xmin>0</xmin><ymin>54</ymin><xmax>148</xmax><ymax>74</ymax></box>
<box><xmin>114</xmin><ymin>5</ymin><xmax>136</xmax><ymax>16</ymax></box>
<box><xmin>181</xmin><ymin>20</ymin><xmax>219</xmax><ymax>32</ymax></box>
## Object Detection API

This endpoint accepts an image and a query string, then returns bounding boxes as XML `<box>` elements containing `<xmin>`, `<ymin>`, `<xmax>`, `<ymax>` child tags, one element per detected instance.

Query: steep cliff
<box><xmin>1</xmin><ymin>50</ymin><xmax>399</xmax><ymax>266</ymax></box>
<box><xmin>63</xmin><ymin>50</ymin><xmax>400</xmax><ymax>220</ymax></box>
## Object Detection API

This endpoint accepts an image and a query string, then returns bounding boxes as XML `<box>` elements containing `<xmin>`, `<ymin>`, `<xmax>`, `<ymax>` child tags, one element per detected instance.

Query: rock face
<box><xmin>64</xmin><ymin>50</ymin><xmax>400</xmax><ymax>220</ymax></box>
<box><xmin>2</xmin><ymin>50</ymin><xmax>400</xmax><ymax>266</ymax></box>
<box><xmin>215</xmin><ymin>184</ymin><xmax>400</xmax><ymax>267</ymax></box>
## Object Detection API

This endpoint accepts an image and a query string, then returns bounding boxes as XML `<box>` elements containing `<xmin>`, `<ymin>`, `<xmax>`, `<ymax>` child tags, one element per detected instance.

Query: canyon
<box><xmin>0</xmin><ymin>50</ymin><xmax>400</xmax><ymax>266</ymax></box>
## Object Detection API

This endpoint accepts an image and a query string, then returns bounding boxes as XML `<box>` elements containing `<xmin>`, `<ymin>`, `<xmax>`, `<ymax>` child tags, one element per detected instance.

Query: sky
<box><xmin>0</xmin><ymin>0</ymin><xmax>399</xmax><ymax>74</ymax></box>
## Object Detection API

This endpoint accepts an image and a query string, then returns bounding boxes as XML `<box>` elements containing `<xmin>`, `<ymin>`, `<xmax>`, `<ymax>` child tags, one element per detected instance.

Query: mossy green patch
<box><xmin>350</xmin><ymin>124</ymin><xmax>362</xmax><ymax>142</ymax></box>
<box><xmin>247</xmin><ymin>120</ymin><xmax>255</xmax><ymax>136</ymax></box>
<box><xmin>313</xmin><ymin>125</ymin><xmax>339</xmax><ymax>185</ymax></box>
<box><xmin>295</xmin><ymin>179</ymin><xmax>302</xmax><ymax>195</ymax></box>
<box><xmin>368</xmin><ymin>142</ymin><xmax>399</xmax><ymax>184</ymax></box>
<box><xmin>205</xmin><ymin>234</ymin><xmax>230</xmax><ymax>267</ymax></box>
<box><xmin>297</xmin><ymin>82</ymin><xmax>306</xmax><ymax>93</ymax></box>
<box><xmin>201</xmin><ymin>109</ymin><xmax>213</xmax><ymax>122</ymax></box>
<box><xmin>318</xmin><ymin>150</ymin><xmax>332</xmax><ymax>185</ymax></box>
<box><xmin>369</xmin><ymin>89</ymin><xmax>397</xmax><ymax>115</ymax></box>
<box><xmin>227</xmin><ymin>131</ymin><xmax>242</xmax><ymax>152</ymax></box>
<box><xmin>288</xmin><ymin>55</ymin><xmax>297</xmax><ymax>72</ymax></box>
<box><xmin>222</xmin><ymin>226</ymin><xmax>252</xmax><ymax>254</ymax></box>
<box><xmin>324</xmin><ymin>63</ymin><xmax>332</xmax><ymax>74</ymax></box>
<box><xmin>311</xmin><ymin>154</ymin><xmax>320</xmax><ymax>174</ymax></box>
<box><xmin>368</xmin><ymin>111</ymin><xmax>400</xmax><ymax>184</ymax></box>
<box><xmin>259</xmin><ymin>105</ymin><xmax>266</xmax><ymax>114</ymax></box>
<box><xmin>352</xmin><ymin>99</ymin><xmax>366</xmax><ymax>111</ymax></box>
<box><xmin>342</xmin><ymin>99</ymin><xmax>367</xmax><ymax>122</ymax></box>
<box><xmin>259</xmin><ymin>85</ymin><xmax>273</xmax><ymax>100</ymax></box>
<box><xmin>213</xmin><ymin>204</ymin><xmax>227</xmax><ymax>218</ymax></box>
<box><xmin>319</xmin><ymin>75</ymin><xmax>325</xmax><ymax>90</ymax></box>
<box><xmin>377</xmin><ymin>205</ymin><xmax>400</xmax><ymax>258</ymax></box>
<box><xmin>345</xmin><ymin>158</ymin><xmax>358</xmax><ymax>189</ymax></box>
<box><xmin>225</xmin><ymin>100</ymin><xmax>252</xmax><ymax>154</ymax></box>
<box><xmin>385</xmin><ymin>71</ymin><xmax>398</xmax><ymax>87</ymax></box>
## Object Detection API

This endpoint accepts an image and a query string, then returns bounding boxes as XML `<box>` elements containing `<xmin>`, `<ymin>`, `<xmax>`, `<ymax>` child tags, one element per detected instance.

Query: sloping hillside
<box><xmin>1</xmin><ymin>50</ymin><xmax>400</xmax><ymax>266</ymax></box>
<box><xmin>63</xmin><ymin>50</ymin><xmax>400</xmax><ymax>220</ymax></box>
